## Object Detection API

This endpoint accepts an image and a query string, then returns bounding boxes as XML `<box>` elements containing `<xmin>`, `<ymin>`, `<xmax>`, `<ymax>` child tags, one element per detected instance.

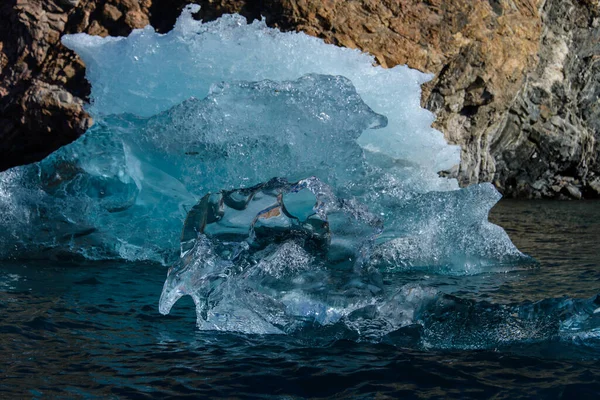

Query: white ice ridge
<box><xmin>62</xmin><ymin>4</ymin><xmax>460</xmax><ymax>178</ymax></box>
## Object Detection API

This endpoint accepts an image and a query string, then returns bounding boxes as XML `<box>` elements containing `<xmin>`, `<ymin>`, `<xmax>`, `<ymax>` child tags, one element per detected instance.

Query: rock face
<box><xmin>454</xmin><ymin>0</ymin><xmax>600</xmax><ymax>200</ymax></box>
<box><xmin>1</xmin><ymin>0</ymin><xmax>599</xmax><ymax>198</ymax></box>
<box><xmin>0</xmin><ymin>0</ymin><xmax>151</xmax><ymax>170</ymax></box>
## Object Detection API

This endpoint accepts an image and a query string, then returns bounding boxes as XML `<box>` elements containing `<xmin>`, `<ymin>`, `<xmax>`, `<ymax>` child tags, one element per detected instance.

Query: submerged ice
<box><xmin>1</xmin><ymin>5</ymin><xmax>584</xmax><ymax>345</ymax></box>
<box><xmin>159</xmin><ymin>176</ymin><xmax>384</xmax><ymax>334</ymax></box>
<box><xmin>158</xmin><ymin>176</ymin><xmax>600</xmax><ymax>342</ymax></box>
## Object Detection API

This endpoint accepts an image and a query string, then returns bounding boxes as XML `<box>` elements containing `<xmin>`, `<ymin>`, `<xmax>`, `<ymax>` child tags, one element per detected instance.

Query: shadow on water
<box><xmin>0</xmin><ymin>199</ymin><xmax>599</xmax><ymax>398</ymax></box>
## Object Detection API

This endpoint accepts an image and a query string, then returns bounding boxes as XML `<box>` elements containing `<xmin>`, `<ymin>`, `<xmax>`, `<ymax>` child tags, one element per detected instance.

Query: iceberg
<box><xmin>0</xmin><ymin>5</ymin><xmax>532</xmax><ymax>336</ymax></box>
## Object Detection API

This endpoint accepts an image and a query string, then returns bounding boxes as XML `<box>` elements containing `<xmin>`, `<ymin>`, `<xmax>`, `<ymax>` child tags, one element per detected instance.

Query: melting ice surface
<box><xmin>1</xmin><ymin>6</ymin><xmax>598</xmax><ymax>342</ymax></box>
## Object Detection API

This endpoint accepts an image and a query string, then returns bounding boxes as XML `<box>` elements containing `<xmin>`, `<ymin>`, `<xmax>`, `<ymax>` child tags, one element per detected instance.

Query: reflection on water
<box><xmin>0</xmin><ymin>200</ymin><xmax>599</xmax><ymax>398</ymax></box>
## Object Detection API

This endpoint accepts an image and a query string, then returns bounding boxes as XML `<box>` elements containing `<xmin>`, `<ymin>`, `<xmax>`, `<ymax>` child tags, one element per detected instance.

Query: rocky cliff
<box><xmin>1</xmin><ymin>0</ymin><xmax>598</xmax><ymax>198</ymax></box>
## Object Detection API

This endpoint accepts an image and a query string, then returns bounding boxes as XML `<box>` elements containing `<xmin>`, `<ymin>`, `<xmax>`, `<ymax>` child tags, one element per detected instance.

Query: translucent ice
<box><xmin>0</xmin><ymin>74</ymin><xmax>388</xmax><ymax>262</ymax></box>
<box><xmin>159</xmin><ymin>177</ymin><xmax>384</xmax><ymax>334</ymax></box>
<box><xmin>61</xmin><ymin>5</ymin><xmax>458</xmax><ymax>175</ymax></box>
<box><xmin>159</xmin><ymin>179</ymin><xmax>597</xmax><ymax>341</ymax></box>
<box><xmin>159</xmin><ymin>176</ymin><xmax>529</xmax><ymax>334</ymax></box>
<box><xmin>0</xmin><ymin>6</ymin><xmax>533</xmax><ymax>337</ymax></box>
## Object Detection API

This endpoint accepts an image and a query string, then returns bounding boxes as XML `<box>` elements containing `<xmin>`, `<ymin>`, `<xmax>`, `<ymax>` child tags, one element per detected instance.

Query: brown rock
<box><xmin>103</xmin><ymin>4</ymin><xmax>123</xmax><ymax>22</ymax></box>
<box><xmin>124</xmin><ymin>11</ymin><xmax>150</xmax><ymax>28</ymax></box>
<box><xmin>0</xmin><ymin>0</ymin><xmax>153</xmax><ymax>170</ymax></box>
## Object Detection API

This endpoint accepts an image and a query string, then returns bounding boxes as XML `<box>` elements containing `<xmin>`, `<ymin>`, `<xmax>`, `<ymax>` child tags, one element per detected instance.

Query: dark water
<box><xmin>1</xmin><ymin>200</ymin><xmax>599</xmax><ymax>398</ymax></box>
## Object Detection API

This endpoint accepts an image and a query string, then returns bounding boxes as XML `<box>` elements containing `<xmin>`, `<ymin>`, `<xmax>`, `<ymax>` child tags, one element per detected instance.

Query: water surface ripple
<box><xmin>1</xmin><ymin>200</ymin><xmax>599</xmax><ymax>398</ymax></box>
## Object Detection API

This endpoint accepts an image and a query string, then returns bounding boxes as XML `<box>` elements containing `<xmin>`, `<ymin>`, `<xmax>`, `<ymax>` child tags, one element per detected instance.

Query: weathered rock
<box><xmin>1</xmin><ymin>0</ymin><xmax>599</xmax><ymax>199</ymax></box>
<box><xmin>485</xmin><ymin>0</ymin><xmax>600</xmax><ymax>199</ymax></box>
<box><xmin>0</xmin><ymin>0</ymin><xmax>151</xmax><ymax>170</ymax></box>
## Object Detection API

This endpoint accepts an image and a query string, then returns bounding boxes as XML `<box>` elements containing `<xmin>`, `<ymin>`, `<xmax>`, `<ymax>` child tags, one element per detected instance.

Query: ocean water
<box><xmin>1</xmin><ymin>200</ymin><xmax>598</xmax><ymax>399</ymax></box>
